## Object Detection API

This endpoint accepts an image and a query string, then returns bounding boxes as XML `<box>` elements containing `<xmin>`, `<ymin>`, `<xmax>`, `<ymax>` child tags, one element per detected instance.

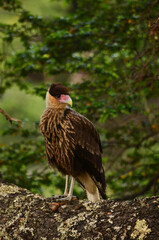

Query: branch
<box><xmin>0</xmin><ymin>108</ymin><xmax>21</xmax><ymax>125</ymax></box>
<box><xmin>0</xmin><ymin>182</ymin><xmax>158</xmax><ymax>239</ymax></box>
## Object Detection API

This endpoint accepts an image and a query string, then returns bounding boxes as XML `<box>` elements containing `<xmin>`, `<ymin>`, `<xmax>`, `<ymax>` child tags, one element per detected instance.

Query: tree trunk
<box><xmin>0</xmin><ymin>181</ymin><xmax>158</xmax><ymax>240</ymax></box>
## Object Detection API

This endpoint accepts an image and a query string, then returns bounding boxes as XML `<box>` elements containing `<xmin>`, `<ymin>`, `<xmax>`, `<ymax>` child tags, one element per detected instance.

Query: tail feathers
<box><xmin>77</xmin><ymin>172</ymin><xmax>101</xmax><ymax>202</ymax></box>
<box><xmin>91</xmin><ymin>175</ymin><xmax>107</xmax><ymax>199</ymax></box>
<box><xmin>86</xmin><ymin>188</ymin><xmax>100</xmax><ymax>202</ymax></box>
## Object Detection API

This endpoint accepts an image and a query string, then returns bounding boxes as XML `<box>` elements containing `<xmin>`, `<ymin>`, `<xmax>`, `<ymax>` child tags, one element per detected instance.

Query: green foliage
<box><xmin>0</xmin><ymin>0</ymin><xmax>159</xmax><ymax>199</ymax></box>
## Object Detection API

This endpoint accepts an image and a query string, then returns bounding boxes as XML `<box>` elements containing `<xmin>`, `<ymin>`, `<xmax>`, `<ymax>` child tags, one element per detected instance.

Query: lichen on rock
<box><xmin>131</xmin><ymin>219</ymin><xmax>151</xmax><ymax>240</ymax></box>
<box><xmin>0</xmin><ymin>182</ymin><xmax>158</xmax><ymax>239</ymax></box>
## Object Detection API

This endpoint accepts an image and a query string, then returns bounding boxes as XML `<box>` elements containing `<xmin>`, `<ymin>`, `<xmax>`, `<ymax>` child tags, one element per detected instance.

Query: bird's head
<box><xmin>46</xmin><ymin>83</ymin><xmax>72</xmax><ymax>108</ymax></box>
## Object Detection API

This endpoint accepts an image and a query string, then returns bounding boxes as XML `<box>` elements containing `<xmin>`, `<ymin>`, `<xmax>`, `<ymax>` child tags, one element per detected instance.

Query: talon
<box><xmin>53</xmin><ymin>195</ymin><xmax>78</xmax><ymax>202</ymax></box>
<box><xmin>51</xmin><ymin>194</ymin><xmax>67</xmax><ymax>199</ymax></box>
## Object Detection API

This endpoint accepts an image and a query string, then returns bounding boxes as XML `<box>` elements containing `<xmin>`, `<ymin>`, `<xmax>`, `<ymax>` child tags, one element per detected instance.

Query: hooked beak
<box><xmin>59</xmin><ymin>94</ymin><xmax>72</xmax><ymax>107</ymax></box>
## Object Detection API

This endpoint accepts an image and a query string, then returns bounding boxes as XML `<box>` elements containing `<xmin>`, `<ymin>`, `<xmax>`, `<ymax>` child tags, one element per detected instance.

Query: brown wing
<box><xmin>65</xmin><ymin>108</ymin><xmax>106</xmax><ymax>198</ymax></box>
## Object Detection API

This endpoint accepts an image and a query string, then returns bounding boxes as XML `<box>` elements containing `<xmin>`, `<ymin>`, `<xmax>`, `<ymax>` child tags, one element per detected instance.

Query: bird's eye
<box><xmin>55</xmin><ymin>94</ymin><xmax>61</xmax><ymax>99</ymax></box>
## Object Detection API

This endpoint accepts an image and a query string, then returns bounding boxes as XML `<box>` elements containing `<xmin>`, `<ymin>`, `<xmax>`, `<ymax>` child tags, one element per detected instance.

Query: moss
<box><xmin>57</xmin><ymin>214</ymin><xmax>82</xmax><ymax>239</ymax></box>
<box><xmin>57</xmin><ymin>206</ymin><xmax>100</xmax><ymax>239</ymax></box>
<box><xmin>120</xmin><ymin>230</ymin><xmax>127</xmax><ymax>240</ymax></box>
<box><xmin>131</xmin><ymin>219</ymin><xmax>151</xmax><ymax>240</ymax></box>
<box><xmin>82</xmin><ymin>200</ymin><xmax>103</xmax><ymax>211</ymax></box>
<box><xmin>0</xmin><ymin>183</ymin><xmax>158</xmax><ymax>239</ymax></box>
<box><xmin>0</xmin><ymin>184</ymin><xmax>20</xmax><ymax>196</ymax></box>
<box><xmin>0</xmin><ymin>184</ymin><xmax>46</xmax><ymax>239</ymax></box>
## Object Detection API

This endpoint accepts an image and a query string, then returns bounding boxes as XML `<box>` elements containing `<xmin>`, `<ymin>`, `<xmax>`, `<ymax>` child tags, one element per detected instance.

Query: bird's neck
<box><xmin>45</xmin><ymin>107</ymin><xmax>66</xmax><ymax>124</ymax></box>
<box><xmin>45</xmin><ymin>91</ymin><xmax>67</xmax><ymax>109</ymax></box>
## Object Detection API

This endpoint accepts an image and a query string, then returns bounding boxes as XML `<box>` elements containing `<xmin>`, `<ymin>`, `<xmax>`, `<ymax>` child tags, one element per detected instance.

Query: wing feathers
<box><xmin>65</xmin><ymin>108</ymin><xmax>106</xmax><ymax>196</ymax></box>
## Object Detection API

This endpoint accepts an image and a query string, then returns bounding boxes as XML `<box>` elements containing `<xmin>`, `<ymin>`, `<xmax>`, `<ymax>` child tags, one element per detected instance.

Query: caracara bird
<box><xmin>40</xmin><ymin>83</ymin><xmax>106</xmax><ymax>202</ymax></box>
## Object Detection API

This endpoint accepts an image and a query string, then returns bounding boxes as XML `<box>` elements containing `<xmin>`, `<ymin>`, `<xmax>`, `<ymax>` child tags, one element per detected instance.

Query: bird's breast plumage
<box><xmin>40</xmin><ymin>107</ymin><xmax>76</xmax><ymax>174</ymax></box>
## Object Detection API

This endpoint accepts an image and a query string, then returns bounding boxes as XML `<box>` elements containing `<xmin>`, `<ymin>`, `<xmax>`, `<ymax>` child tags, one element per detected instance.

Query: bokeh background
<box><xmin>0</xmin><ymin>0</ymin><xmax>159</xmax><ymax>200</ymax></box>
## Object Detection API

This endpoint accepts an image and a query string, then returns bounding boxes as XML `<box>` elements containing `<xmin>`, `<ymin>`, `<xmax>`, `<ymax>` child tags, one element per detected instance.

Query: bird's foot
<box><xmin>51</xmin><ymin>194</ymin><xmax>78</xmax><ymax>202</ymax></box>
<box><xmin>51</xmin><ymin>194</ymin><xmax>67</xmax><ymax>200</ymax></box>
